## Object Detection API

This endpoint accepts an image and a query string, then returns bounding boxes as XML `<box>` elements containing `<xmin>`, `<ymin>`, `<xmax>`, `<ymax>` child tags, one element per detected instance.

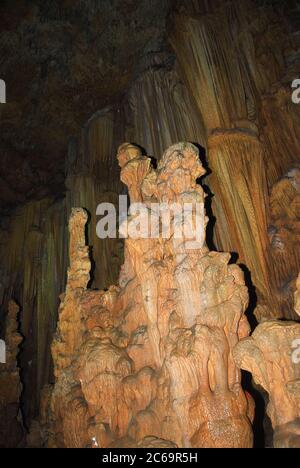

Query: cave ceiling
<box><xmin>0</xmin><ymin>0</ymin><xmax>172</xmax><ymax>214</ymax></box>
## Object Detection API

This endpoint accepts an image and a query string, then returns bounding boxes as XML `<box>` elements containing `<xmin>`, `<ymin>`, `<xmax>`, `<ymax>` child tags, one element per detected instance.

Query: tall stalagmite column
<box><xmin>50</xmin><ymin>142</ymin><xmax>253</xmax><ymax>448</ymax></box>
<box><xmin>50</xmin><ymin>208</ymin><xmax>92</xmax><ymax>448</ymax></box>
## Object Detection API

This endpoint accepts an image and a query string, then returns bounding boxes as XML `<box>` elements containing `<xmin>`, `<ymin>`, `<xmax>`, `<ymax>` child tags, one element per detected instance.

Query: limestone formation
<box><xmin>169</xmin><ymin>0</ymin><xmax>300</xmax><ymax>319</ymax></box>
<box><xmin>234</xmin><ymin>279</ymin><xmax>300</xmax><ymax>448</ymax></box>
<box><xmin>0</xmin><ymin>301</ymin><xmax>24</xmax><ymax>447</ymax></box>
<box><xmin>50</xmin><ymin>143</ymin><xmax>253</xmax><ymax>448</ymax></box>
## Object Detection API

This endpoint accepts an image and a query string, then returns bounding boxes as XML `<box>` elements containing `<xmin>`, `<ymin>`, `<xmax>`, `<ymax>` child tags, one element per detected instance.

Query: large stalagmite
<box><xmin>50</xmin><ymin>142</ymin><xmax>253</xmax><ymax>448</ymax></box>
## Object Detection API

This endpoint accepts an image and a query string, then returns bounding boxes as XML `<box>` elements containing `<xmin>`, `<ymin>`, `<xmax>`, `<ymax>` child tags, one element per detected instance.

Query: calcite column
<box><xmin>234</xmin><ymin>277</ymin><xmax>300</xmax><ymax>448</ymax></box>
<box><xmin>0</xmin><ymin>301</ymin><xmax>24</xmax><ymax>447</ymax></box>
<box><xmin>51</xmin><ymin>142</ymin><xmax>254</xmax><ymax>448</ymax></box>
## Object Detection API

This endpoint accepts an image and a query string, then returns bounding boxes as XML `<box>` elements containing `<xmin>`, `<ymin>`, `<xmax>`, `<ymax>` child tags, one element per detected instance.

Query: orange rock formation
<box><xmin>234</xmin><ymin>276</ymin><xmax>300</xmax><ymax>448</ymax></box>
<box><xmin>50</xmin><ymin>142</ymin><xmax>254</xmax><ymax>448</ymax></box>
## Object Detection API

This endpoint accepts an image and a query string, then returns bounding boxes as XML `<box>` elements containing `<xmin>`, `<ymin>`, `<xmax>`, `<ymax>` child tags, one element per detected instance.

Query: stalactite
<box><xmin>66</xmin><ymin>108</ymin><xmax>124</xmax><ymax>290</ymax></box>
<box><xmin>49</xmin><ymin>142</ymin><xmax>254</xmax><ymax>448</ymax></box>
<box><xmin>234</xmin><ymin>278</ymin><xmax>300</xmax><ymax>448</ymax></box>
<box><xmin>208</xmin><ymin>129</ymin><xmax>276</xmax><ymax>313</ymax></box>
<box><xmin>0</xmin><ymin>301</ymin><xmax>24</xmax><ymax>447</ymax></box>
<box><xmin>169</xmin><ymin>11</ymin><xmax>275</xmax><ymax>317</ymax></box>
<box><xmin>125</xmin><ymin>62</ymin><xmax>206</xmax><ymax>158</ymax></box>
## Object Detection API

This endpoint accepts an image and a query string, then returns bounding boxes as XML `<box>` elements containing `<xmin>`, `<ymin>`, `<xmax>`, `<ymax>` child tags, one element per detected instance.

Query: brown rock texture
<box><xmin>295</xmin><ymin>274</ymin><xmax>300</xmax><ymax>317</ymax></box>
<box><xmin>49</xmin><ymin>142</ymin><xmax>253</xmax><ymax>448</ymax></box>
<box><xmin>0</xmin><ymin>300</ymin><xmax>24</xmax><ymax>447</ymax></box>
<box><xmin>234</xmin><ymin>279</ymin><xmax>300</xmax><ymax>448</ymax></box>
<box><xmin>269</xmin><ymin>169</ymin><xmax>300</xmax><ymax>319</ymax></box>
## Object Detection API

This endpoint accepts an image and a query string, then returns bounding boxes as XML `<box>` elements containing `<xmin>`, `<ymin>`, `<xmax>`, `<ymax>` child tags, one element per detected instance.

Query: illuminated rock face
<box><xmin>234</xmin><ymin>278</ymin><xmax>300</xmax><ymax>448</ymax></box>
<box><xmin>50</xmin><ymin>142</ymin><xmax>253</xmax><ymax>448</ymax></box>
<box><xmin>0</xmin><ymin>301</ymin><xmax>24</xmax><ymax>447</ymax></box>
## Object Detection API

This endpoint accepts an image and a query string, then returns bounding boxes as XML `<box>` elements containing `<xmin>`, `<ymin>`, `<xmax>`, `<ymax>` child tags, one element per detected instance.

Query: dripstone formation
<box><xmin>49</xmin><ymin>142</ymin><xmax>254</xmax><ymax>448</ymax></box>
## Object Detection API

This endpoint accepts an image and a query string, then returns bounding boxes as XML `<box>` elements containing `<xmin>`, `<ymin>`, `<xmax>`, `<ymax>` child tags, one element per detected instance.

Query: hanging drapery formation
<box><xmin>169</xmin><ymin>9</ymin><xmax>274</xmax><ymax>314</ymax></box>
<box><xmin>0</xmin><ymin>301</ymin><xmax>24</xmax><ymax>447</ymax></box>
<box><xmin>125</xmin><ymin>62</ymin><xmax>206</xmax><ymax>158</ymax></box>
<box><xmin>48</xmin><ymin>142</ymin><xmax>253</xmax><ymax>448</ymax></box>
<box><xmin>169</xmin><ymin>0</ymin><xmax>300</xmax><ymax>318</ymax></box>
<box><xmin>208</xmin><ymin>130</ymin><xmax>273</xmax><ymax>309</ymax></box>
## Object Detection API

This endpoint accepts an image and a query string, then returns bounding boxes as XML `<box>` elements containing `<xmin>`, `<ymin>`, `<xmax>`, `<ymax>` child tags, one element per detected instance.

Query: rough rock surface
<box><xmin>234</xmin><ymin>279</ymin><xmax>300</xmax><ymax>448</ymax></box>
<box><xmin>49</xmin><ymin>142</ymin><xmax>253</xmax><ymax>448</ymax></box>
<box><xmin>0</xmin><ymin>300</ymin><xmax>24</xmax><ymax>447</ymax></box>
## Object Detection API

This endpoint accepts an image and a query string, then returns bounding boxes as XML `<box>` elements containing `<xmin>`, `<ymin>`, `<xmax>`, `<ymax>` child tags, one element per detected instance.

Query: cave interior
<box><xmin>0</xmin><ymin>0</ymin><xmax>300</xmax><ymax>449</ymax></box>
